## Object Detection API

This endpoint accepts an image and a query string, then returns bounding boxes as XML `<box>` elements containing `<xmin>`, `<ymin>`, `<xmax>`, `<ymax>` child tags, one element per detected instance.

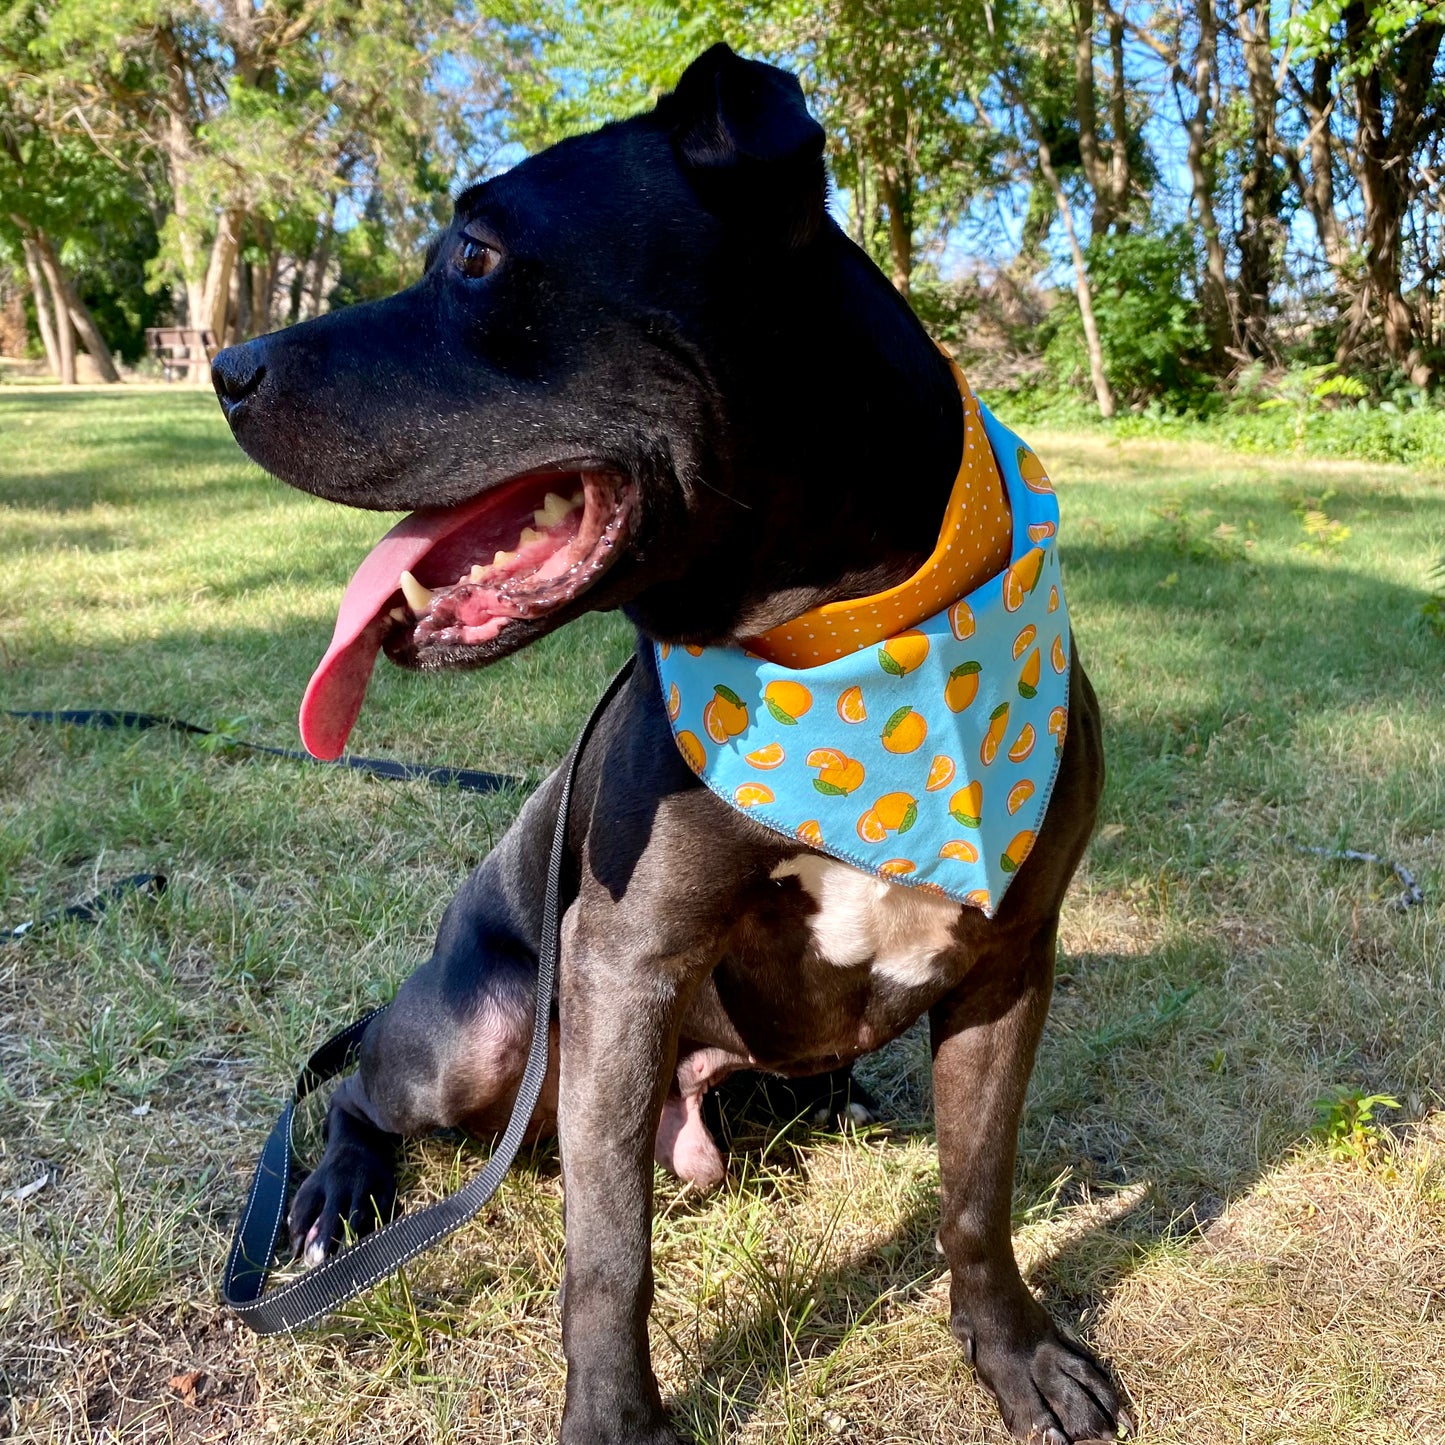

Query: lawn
<box><xmin>1</xmin><ymin>389</ymin><xmax>1443</xmax><ymax>1444</ymax></box>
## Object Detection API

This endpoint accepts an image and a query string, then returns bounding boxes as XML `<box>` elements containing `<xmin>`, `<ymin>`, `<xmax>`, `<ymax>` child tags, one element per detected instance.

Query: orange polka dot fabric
<box><xmin>656</xmin><ymin>398</ymin><xmax>1070</xmax><ymax>917</ymax></box>
<box><xmin>748</xmin><ymin>361</ymin><xmax>1012</xmax><ymax>669</ymax></box>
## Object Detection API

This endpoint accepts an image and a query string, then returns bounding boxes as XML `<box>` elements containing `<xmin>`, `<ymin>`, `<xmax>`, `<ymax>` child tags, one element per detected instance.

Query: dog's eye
<box><xmin>453</xmin><ymin>229</ymin><xmax>500</xmax><ymax>280</ymax></box>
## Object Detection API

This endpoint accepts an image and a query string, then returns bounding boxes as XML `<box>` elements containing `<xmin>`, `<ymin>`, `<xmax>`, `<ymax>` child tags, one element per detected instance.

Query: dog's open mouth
<box><xmin>300</xmin><ymin>468</ymin><xmax>635</xmax><ymax>759</ymax></box>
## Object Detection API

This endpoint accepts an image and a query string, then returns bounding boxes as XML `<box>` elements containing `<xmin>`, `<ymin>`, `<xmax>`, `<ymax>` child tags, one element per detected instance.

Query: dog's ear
<box><xmin>661</xmin><ymin>43</ymin><xmax>827</xmax><ymax>247</ymax></box>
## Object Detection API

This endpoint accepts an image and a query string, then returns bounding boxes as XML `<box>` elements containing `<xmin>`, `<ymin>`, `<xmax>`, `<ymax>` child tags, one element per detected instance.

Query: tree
<box><xmin>16</xmin><ymin>0</ymin><xmax>499</xmax><ymax>358</ymax></box>
<box><xmin>1293</xmin><ymin>0</ymin><xmax>1444</xmax><ymax>383</ymax></box>
<box><xmin>0</xmin><ymin>67</ymin><xmax>129</xmax><ymax>382</ymax></box>
<box><xmin>506</xmin><ymin>0</ymin><xmax>1006</xmax><ymax>297</ymax></box>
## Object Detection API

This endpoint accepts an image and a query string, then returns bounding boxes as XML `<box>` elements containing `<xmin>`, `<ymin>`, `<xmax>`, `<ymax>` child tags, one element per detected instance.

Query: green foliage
<box><xmin>1291</xmin><ymin>491</ymin><xmax>1351</xmax><ymax>555</ymax></box>
<box><xmin>1422</xmin><ymin>559</ymin><xmax>1445</xmax><ymax>639</ymax></box>
<box><xmin>1036</xmin><ymin>227</ymin><xmax>1209</xmax><ymax>404</ymax></box>
<box><xmin>1258</xmin><ymin>363</ymin><xmax>1369</xmax><ymax>450</ymax></box>
<box><xmin>503</xmin><ymin>0</ymin><xmax>1007</xmax><ymax>281</ymax></box>
<box><xmin>1148</xmin><ymin>497</ymin><xmax>1254</xmax><ymax>563</ymax></box>
<box><xmin>1311</xmin><ymin>1087</ymin><xmax>1401</xmax><ymax>1163</ymax></box>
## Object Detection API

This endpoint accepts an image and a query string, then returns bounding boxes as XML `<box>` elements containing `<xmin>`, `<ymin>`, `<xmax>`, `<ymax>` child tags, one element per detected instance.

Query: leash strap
<box><xmin>221</xmin><ymin>657</ymin><xmax>636</xmax><ymax>1333</ymax></box>
<box><xmin>8</xmin><ymin>872</ymin><xmax>167</xmax><ymax>941</ymax></box>
<box><xmin>6</xmin><ymin>709</ymin><xmax>520</xmax><ymax>796</ymax></box>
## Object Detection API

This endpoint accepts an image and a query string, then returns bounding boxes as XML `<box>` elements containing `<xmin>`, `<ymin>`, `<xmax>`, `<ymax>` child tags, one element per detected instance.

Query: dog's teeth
<box><xmin>469</xmin><ymin>564</ymin><xmax>489</xmax><ymax>583</ymax></box>
<box><xmin>388</xmin><ymin>607</ymin><xmax>408</xmax><ymax>622</ymax></box>
<box><xmin>534</xmin><ymin>491</ymin><xmax>582</xmax><ymax>528</ymax></box>
<box><xmin>517</xmin><ymin>526</ymin><xmax>542</xmax><ymax>546</ymax></box>
<box><xmin>569</xmin><ymin>490</ymin><xmax>583</xmax><ymax>509</ymax></box>
<box><xmin>493</xmin><ymin>548</ymin><xmax>517</xmax><ymax>568</ymax></box>
<box><xmin>399</xmin><ymin>570</ymin><xmax>434</xmax><ymax>612</ymax></box>
<box><xmin>534</xmin><ymin>493</ymin><xmax>566</xmax><ymax>527</ymax></box>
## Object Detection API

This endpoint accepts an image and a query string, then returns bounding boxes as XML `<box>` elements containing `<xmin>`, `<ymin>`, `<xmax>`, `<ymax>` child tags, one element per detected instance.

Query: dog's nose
<box><xmin>211</xmin><ymin>342</ymin><xmax>267</xmax><ymax>417</ymax></box>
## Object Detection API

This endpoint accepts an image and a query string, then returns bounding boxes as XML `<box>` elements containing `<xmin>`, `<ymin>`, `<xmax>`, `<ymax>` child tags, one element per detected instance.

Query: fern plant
<box><xmin>1260</xmin><ymin>364</ymin><xmax>1369</xmax><ymax>449</ymax></box>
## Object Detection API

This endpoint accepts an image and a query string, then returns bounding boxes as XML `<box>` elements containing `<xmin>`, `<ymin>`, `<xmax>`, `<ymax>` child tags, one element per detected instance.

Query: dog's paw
<box><xmin>968</xmin><ymin>1321</ymin><xmax>1131</xmax><ymax>1444</ymax></box>
<box><xmin>287</xmin><ymin>1138</ymin><xmax>398</xmax><ymax>1265</ymax></box>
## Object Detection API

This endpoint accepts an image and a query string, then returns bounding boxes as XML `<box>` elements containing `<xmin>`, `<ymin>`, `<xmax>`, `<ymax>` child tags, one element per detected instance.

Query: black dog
<box><xmin>212</xmin><ymin>44</ymin><xmax>1123</xmax><ymax>1444</ymax></box>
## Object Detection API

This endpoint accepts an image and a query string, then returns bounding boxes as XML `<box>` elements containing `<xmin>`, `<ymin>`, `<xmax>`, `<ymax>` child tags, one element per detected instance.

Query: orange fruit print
<box><xmin>1007</xmin><ymin>779</ymin><xmax>1035</xmax><ymax>814</ymax></box>
<box><xmin>1008</xmin><ymin>724</ymin><xmax>1036</xmax><ymax>763</ymax></box>
<box><xmin>981</xmin><ymin>703</ymin><xmax>1009</xmax><ymax>765</ymax></box>
<box><xmin>836</xmin><ymin>685</ymin><xmax>867</xmax><ymax>723</ymax></box>
<box><xmin>945</xmin><ymin>661</ymin><xmax>981</xmax><ymax>712</ymax></box>
<box><xmin>881</xmin><ymin>706</ymin><xmax>928</xmax><ymax>754</ymax></box>
<box><xmin>926</xmin><ymin>755</ymin><xmax>956</xmax><ymax>791</ymax></box>
<box><xmin>703</xmin><ymin>684</ymin><xmax>748</xmax><ymax>743</ymax></box>
<box><xmin>1002</xmin><ymin>548</ymin><xmax>1044</xmax><ymax>613</ymax></box>
<box><xmin>1018</xmin><ymin>648</ymin><xmax>1041</xmax><ymax>699</ymax></box>
<box><xmin>764</xmin><ymin>679</ymin><xmax>813</xmax><ymax>725</ymax></box>
<box><xmin>857</xmin><ymin>791</ymin><xmax>918</xmax><ymax>843</ymax></box>
<box><xmin>878</xmin><ymin>630</ymin><xmax>930</xmax><ymax>676</ymax></box>
<box><xmin>949</xmin><ymin>780</ymin><xmax>983</xmax><ymax>828</ymax></box>
<box><xmin>808</xmin><ymin>748</ymin><xmax>866</xmax><ymax>796</ymax></box>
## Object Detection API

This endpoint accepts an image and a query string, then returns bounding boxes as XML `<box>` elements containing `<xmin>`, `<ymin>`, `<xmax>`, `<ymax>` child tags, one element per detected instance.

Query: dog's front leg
<box><xmin>555</xmin><ymin>907</ymin><xmax>703</xmax><ymax>1445</ymax></box>
<box><xmin>930</xmin><ymin>925</ymin><xmax>1129</xmax><ymax>1444</ymax></box>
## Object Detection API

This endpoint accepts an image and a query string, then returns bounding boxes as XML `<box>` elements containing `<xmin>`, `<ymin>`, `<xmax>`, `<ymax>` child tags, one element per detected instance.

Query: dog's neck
<box><xmin>629</xmin><ymin>225</ymin><xmax>969</xmax><ymax>646</ymax></box>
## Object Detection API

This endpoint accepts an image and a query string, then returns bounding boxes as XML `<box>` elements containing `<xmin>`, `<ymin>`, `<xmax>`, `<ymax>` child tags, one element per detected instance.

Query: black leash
<box><xmin>221</xmin><ymin>657</ymin><xmax>635</xmax><ymax>1333</ymax></box>
<box><xmin>5</xmin><ymin>709</ymin><xmax>521</xmax><ymax>796</ymax></box>
<box><xmin>7</xmin><ymin>872</ymin><xmax>167</xmax><ymax>941</ymax></box>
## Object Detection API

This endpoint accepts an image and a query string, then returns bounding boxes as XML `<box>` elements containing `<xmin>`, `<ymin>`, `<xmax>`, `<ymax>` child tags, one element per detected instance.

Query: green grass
<box><xmin>2</xmin><ymin>392</ymin><xmax>1443</xmax><ymax>1443</ymax></box>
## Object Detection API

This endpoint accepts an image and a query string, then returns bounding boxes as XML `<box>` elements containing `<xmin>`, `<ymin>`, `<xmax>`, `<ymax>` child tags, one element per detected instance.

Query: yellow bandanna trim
<box><xmin>747</xmin><ymin>360</ymin><xmax>1013</xmax><ymax>669</ymax></box>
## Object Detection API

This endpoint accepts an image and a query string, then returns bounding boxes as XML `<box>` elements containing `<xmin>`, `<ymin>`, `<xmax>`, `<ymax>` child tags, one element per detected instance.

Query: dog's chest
<box><xmin>770</xmin><ymin>853</ymin><xmax>962</xmax><ymax>989</ymax></box>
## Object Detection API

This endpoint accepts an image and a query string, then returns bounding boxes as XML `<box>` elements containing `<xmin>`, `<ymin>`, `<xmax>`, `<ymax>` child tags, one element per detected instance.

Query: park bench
<box><xmin>144</xmin><ymin>326</ymin><xmax>217</xmax><ymax>382</ymax></box>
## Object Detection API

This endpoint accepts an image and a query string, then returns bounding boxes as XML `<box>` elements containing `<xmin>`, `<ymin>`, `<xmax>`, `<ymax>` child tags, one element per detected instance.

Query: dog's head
<box><xmin>214</xmin><ymin>43</ymin><xmax>948</xmax><ymax>759</ymax></box>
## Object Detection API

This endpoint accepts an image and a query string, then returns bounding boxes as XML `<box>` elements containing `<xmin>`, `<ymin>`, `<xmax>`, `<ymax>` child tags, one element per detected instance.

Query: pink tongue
<box><xmin>299</xmin><ymin>494</ymin><xmax>500</xmax><ymax>760</ymax></box>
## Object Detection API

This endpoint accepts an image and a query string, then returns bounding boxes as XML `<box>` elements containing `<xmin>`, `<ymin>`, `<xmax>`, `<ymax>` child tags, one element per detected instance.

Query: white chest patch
<box><xmin>771</xmin><ymin>854</ymin><xmax>963</xmax><ymax>990</ymax></box>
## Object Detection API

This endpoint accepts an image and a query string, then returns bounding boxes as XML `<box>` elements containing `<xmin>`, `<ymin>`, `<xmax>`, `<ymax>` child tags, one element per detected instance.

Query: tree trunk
<box><xmin>20</xmin><ymin>236</ymin><xmax>62</xmax><ymax>378</ymax></box>
<box><xmin>1105</xmin><ymin>1</ymin><xmax>1130</xmax><ymax>228</ymax></box>
<box><xmin>1337</xmin><ymin>2</ymin><xmax>1442</xmax><ymax>383</ymax></box>
<box><xmin>287</xmin><ymin>247</ymin><xmax>309</xmax><ymax>326</ymax></box>
<box><xmin>1037</xmin><ymin>133</ymin><xmax>1115</xmax><ymax>417</ymax></box>
<box><xmin>1294</xmin><ymin>56</ymin><xmax>1349</xmax><ymax>274</ymax></box>
<box><xmin>1234</xmin><ymin>0</ymin><xmax>1283</xmax><ymax>358</ymax></box>
<box><xmin>1181</xmin><ymin>0</ymin><xmax>1233</xmax><ymax>356</ymax></box>
<box><xmin>32</xmin><ymin>237</ymin><xmax>77</xmax><ymax>384</ymax></box>
<box><xmin>1075</xmin><ymin>0</ymin><xmax>1106</xmax><ymax>234</ymax></box>
<box><xmin>875</xmin><ymin>165</ymin><xmax>913</xmax><ymax>296</ymax></box>
<box><xmin>35</xmin><ymin>233</ymin><xmax>121</xmax><ymax>383</ymax></box>
<box><xmin>306</xmin><ymin>213</ymin><xmax>335</xmax><ymax>318</ymax></box>
<box><xmin>201</xmin><ymin>205</ymin><xmax>247</xmax><ymax>348</ymax></box>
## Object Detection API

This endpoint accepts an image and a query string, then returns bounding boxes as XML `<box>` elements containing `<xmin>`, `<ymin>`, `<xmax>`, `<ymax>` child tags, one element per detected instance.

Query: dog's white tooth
<box><xmin>538</xmin><ymin>490</ymin><xmax>581</xmax><ymax>527</ymax></box>
<box><xmin>399</xmin><ymin>570</ymin><xmax>434</xmax><ymax>612</ymax></box>
<box><xmin>493</xmin><ymin>548</ymin><xmax>517</xmax><ymax>568</ymax></box>
<box><xmin>518</xmin><ymin>526</ymin><xmax>542</xmax><ymax>546</ymax></box>
<box><xmin>389</xmin><ymin>607</ymin><xmax>408</xmax><ymax>622</ymax></box>
<box><xmin>568</xmin><ymin>490</ymin><xmax>583</xmax><ymax>509</ymax></box>
<box><xmin>469</xmin><ymin>564</ymin><xmax>488</xmax><ymax>583</ymax></box>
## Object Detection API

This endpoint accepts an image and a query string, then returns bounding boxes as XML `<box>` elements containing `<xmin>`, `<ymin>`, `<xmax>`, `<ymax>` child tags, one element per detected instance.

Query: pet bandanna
<box><xmin>656</xmin><ymin>374</ymin><xmax>1070</xmax><ymax>917</ymax></box>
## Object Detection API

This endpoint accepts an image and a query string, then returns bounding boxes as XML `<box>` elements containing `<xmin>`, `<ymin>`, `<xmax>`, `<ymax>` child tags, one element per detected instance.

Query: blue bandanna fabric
<box><xmin>656</xmin><ymin>405</ymin><xmax>1070</xmax><ymax>917</ymax></box>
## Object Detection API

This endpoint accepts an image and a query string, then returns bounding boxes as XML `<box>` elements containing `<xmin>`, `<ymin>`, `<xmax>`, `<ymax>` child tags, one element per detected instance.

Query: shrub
<box><xmin>1035</xmin><ymin>226</ymin><xmax>1210</xmax><ymax>406</ymax></box>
